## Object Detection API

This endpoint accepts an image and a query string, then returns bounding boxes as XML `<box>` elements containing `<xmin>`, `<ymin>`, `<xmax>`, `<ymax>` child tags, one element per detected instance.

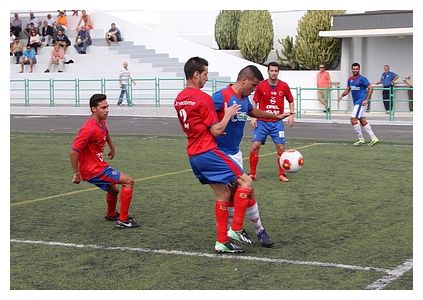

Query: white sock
<box><xmin>363</xmin><ymin>124</ymin><xmax>377</xmax><ymax>140</ymax></box>
<box><xmin>246</xmin><ymin>202</ymin><xmax>264</xmax><ymax>234</ymax></box>
<box><xmin>353</xmin><ymin>124</ymin><xmax>364</xmax><ymax>140</ymax></box>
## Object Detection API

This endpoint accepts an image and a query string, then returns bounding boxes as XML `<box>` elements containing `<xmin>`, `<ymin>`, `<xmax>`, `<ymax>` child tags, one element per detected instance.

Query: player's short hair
<box><xmin>267</xmin><ymin>62</ymin><xmax>280</xmax><ymax>70</ymax></box>
<box><xmin>89</xmin><ymin>94</ymin><xmax>107</xmax><ymax>112</ymax></box>
<box><xmin>184</xmin><ymin>56</ymin><xmax>209</xmax><ymax>80</ymax></box>
<box><xmin>351</xmin><ymin>62</ymin><xmax>361</xmax><ymax>69</ymax></box>
<box><xmin>236</xmin><ymin>65</ymin><xmax>264</xmax><ymax>81</ymax></box>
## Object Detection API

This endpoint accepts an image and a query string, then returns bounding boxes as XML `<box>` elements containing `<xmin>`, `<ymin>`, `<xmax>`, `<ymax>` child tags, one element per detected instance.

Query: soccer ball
<box><xmin>279</xmin><ymin>149</ymin><xmax>304</xmax><ymax>173</ymax></box>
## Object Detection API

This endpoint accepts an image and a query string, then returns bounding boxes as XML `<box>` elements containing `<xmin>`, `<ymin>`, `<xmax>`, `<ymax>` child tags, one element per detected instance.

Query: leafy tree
<box><xmin>294</xmin><ymin>10</ymin><xmax>344</xmax><ymax>70</ymax></box>
<box><xmin>237</xmin><ymin>10</ymin><xmax>273</xmax><ymax>64</ymax></box>
<box><xmin>214</xmin><ymin>10</ymin><xmax>241</xmax><ymax>50</ymax></box>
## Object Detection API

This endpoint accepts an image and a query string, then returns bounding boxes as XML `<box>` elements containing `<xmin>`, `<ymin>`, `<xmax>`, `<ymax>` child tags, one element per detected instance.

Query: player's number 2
<box><xmin>179</xmin><ymin>109</ymin><xmax>190</xmax><ymax>130</ymax></box>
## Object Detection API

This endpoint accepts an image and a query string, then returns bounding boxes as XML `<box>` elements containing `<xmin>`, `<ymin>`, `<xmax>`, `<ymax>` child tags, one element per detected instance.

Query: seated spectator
<box><xmin>23</xmin><ymin>23</ymin><xmax>39</xmax><ymax>38</ymax></box>
<box><xmin>11</xmin><ymin>37</ymin><xmax>24</xmax><ymax>64</ymax></box>
<box><xmin>56</xmin><ymin>10</ymin><xmax>68</xmax><ymax>31</ymax></box>
<box><xmin>10</xmin><ymin>29</ymin><xmax>16</xmax><ymax>53</ymax></box>
<box><xmin>28</xmin><ymin>12</ymin><xmax>42</xmax><ymax>29</ymax></box>
<box><xmin>53</xmin><ymin>29</ymin><xmax>71</xmax><ymax>53</ymax></box>
<box><xmin>46</xmin><ymin>13</ymin><xmax>55</xmax><ymax>27</ymax></box>
<box><xmin>10</xmin><ymin>13</ymin><xmax>23</xmax><ymax>38</ymax></box>
<box><xmin>41</xmin><ymin>20</ymin><xmax>54</xmax><ymax>46</ymax></box>
<box><xmin>44</xmin><ymin>43</ymin><xmax>65</xmax><ymax>73</ymax></box>
<box><xmin>105</xmin><ymin>23</ymin><xmax>122</xmax><ymax>46</ymax></box>
<box><xmin>20</xmin><ymin>45</ymin><xmax>37</xmax><ymax>73</ymax></box>
<box><xmin>27</xmin><ymin>30</ymin><xmax>42</xmax><ymax>54</ymax></box>
<box><xmin>76</xmin><ymin>10</ymin><xmax>93</xmax><ymax>31</ymax></box>
<box><xmin>52</xmin><ymin>22</ymin><xmax>66</xmax><ymax>35</ymax></box>
<box><xmin>74</xmin><ymin>25</ymin><xmax>92</xmax><ymax>54</ymax></box>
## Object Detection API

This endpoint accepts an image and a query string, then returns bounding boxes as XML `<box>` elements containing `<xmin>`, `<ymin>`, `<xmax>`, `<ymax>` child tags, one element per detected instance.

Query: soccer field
<box><xmin>10</xmin><ymin>132</ymin><xmax>413</xmax><ymax>290</ymax></box>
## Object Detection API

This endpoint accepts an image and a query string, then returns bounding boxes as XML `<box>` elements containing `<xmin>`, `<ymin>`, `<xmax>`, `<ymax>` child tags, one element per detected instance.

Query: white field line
<box><xmin>364</xmin><ymin>258</ymin><xmax>413</xmax><ymax>290</ymax></box>
<box><xmin>11</xmin><ymin>239</ymin><xmax>390</xmax><ymax>274</ymax></box>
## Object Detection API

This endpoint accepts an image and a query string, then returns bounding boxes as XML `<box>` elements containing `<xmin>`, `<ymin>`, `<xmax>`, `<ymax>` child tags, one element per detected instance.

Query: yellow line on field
<box><xmin>11</xmin><ymin>143</ymin><xmax>322</xmax><ymax>207</ymax></box>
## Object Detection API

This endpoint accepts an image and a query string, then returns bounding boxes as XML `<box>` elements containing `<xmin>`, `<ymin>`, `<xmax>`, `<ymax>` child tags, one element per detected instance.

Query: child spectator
<box><xmin>105</xmin><ymin>23</ymin><xmax>122</xmax><ymax>46</ymax></box>
<box><xmin>20</xmin><ymin>45</ymin><xmax>37</xmax><ymax>73</ymax></box>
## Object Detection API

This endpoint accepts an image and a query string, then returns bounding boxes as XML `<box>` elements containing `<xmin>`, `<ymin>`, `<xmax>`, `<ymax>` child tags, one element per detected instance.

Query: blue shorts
<box><xmin>87</xmin><ymin>166</ymin><xmax>121</xmax><ymax>191</ymax></box>
<box><xmin>252</xmin><ymin>120</ymin><xmax>286</xmax><ymax>145</ymax></box>
<box><xmin>189</xmin><ymin>149</ymin><xmax>243</xmax><ymax>185</ymax></box>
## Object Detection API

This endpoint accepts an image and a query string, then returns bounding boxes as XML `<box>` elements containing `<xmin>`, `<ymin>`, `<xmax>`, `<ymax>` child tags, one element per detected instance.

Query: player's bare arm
<box><xmin>250</xmin><ymin>100</ymin><xmax>258</xmax><ymax>128</ymax></box>
<box><xmin>106</xmin><ymin>133</ymin><xmax>115</xmax><ymax>160</ymax></box>
<box><xmin>339</xmin><ymin>86</ymin><xmax>351</xmax><ymax>99</ymax></box>
<box><xmin>362</xmin><ymin>84</ymin><xmax>374</xmax><ymax>106</ymax></box>
<box><xmin>69</xmin><ymin>149</ymin><xmax>81</xmax><ymax>184</ymax></box>
<box><xmin>210</xmin><ymin>102</ymin><xmax>241</xmax><ymax>136</ymax></box>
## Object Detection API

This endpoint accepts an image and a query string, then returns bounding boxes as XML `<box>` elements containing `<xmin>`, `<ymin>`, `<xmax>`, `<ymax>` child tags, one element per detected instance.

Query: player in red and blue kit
<box><xmin>212</xmin><ymin>65</ymin><xmax>292</xmax><ymax>247</ymax></box>
<box><xmin>175</xmin><ymin>57</ymin><xmax>260</xmax><ymax>254</ymax></box>
<box><xmin>70</xmin><ymin>94</ymin><xmax>140</xmax><ymax>228</ymax></box>
<box><xmin>339</xmin><ymin>62</ymin><xmax>379</xmax><ymax>146</ymax></box>
<box><xmin>248</xmin><ymin>62</ymin><xmax>295</xmax><ymax>183</ymax></box>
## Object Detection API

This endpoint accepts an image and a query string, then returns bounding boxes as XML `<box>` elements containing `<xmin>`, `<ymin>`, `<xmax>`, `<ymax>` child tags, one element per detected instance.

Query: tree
<box><xmin>214</xmin><ymin>10</ymin><xmax>242</xmax><ymax>50</ymax></box>
<box><xmin>237</xmin><ymin>10</ymin><xmax>273</xmax><ymax>64</ymax></box>
<box><xmin>276</xmin><ymin>35</ymin><xmax>297</xmax><ymax>70</ymax></box>
<box><xmin>294</xmin><ymin>10</ymin><xmax>344</xmax><ymax>70</ymax></box>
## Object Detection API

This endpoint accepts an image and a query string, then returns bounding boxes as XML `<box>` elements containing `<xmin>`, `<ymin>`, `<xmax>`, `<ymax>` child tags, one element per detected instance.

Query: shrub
<box><xmin>214</xmin><ymin>10</ymin><xmax>241</xmax><ymax>50</ymax></box>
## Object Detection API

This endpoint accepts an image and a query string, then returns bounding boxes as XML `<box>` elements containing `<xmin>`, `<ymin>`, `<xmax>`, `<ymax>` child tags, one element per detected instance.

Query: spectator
<box><xmin>20</xmin><ymin>45</ymin><xmax>37</xmax><ymax>73</ymax></box>
<box><xmin>375</xmin><ymin>65</ymin><xmax>399</xmax><ymax>113</ymax></box>
<box><xmin>118</xmin><ymin>61</ymin><xmax>136</xmax><ymax>106</ymax></box>
<box><xmin>10</xmin><ymin>13</ymin><xmax>23</xmax><ymax>38</ymax></box>
<box><xmin>29</xmin><ymin>12</ymin><xmax>41</xmax><ymax>28</ymax></box>
<box><xmin>41</xmin><ymin>20</ymin><xmax>54</xmax><ymax>46</ymax></box>
<box><xmin>316</xmin><ymin>63</ymin><xmax>332</xmax><ymax>112</ymax></box>
<box><xmin>46</xmin><ymin>13</ymin><xmax>55</xmax><ymax>26</ymax></box>
<box><xmin>52</xmin><ymin>22</ymin><xmax>66</xmax><ymax>35</ymax></box>
<box><xmin>76</xmin><ymin>10</ymin><xmax>93</xmax><ymax>31</ymax></box>
<box><xmin>74</xmin><ymin>25</ymin><xmax>92</xmax><ymax>54</ymax></box>
<box><xmin>403</xmin><ymin>75</ymin><xmax>413</xmax><ymax>112</ymax></box>
<box><xmin>56</xmin><ymin>10</ymin><xmax>68</xmax><ymax>31</ymax></box>
<box><xmin>44</xmin><ymin>43</ymin><xmax>65</xmax><ymax>73</ymax></box>
<box><xmin>27</xmin><ymin>29</ymin><xmax>42</xmax><ymax>54</ymax></box>
<box><xmin>105</xmin><ymin>23</ymin><xmax>122</xmax><ymax>46</ymax></box>
<box><xmin>53</xmin><ymin>29</ymin><xmax>71</xmax><ymax>53</ymax></box>
<box><xmin>11</xmin><ymin>37</ymin><xmax>24</xmax><ymax>64</ymax></box>
<box><xmin>23</xmin><ymin>23</ymin><xmax>39</xmax><ymax>38</ymax></box>
<box><xmin>10</xmin><ymin>29</ymin><xmax>16</xmax><ymax>53</ymax></box>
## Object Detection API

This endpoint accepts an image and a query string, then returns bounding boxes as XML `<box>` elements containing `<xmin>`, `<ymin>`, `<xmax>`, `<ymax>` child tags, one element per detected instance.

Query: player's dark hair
<box><xmin>89</xmin><ymin>94</ymin><xmax>107</xmax><ymax>112</ymax></box>
<box><xmin>236</xmin><ymin>65</ymin><xmax>264</xmax><ymax>81</ymax></box>
<box><xmin>184</xmin><ymin>56</ymin><xmax>208</xmax><ymax>80</ymax></box>
<box><xmin>267</xmin><ymin>61</ymin><xmax>280</xmax><ymax>70</ymax></box>
<box><xmin>351</xmin><ymin>62</ymin><xmax>361</xmax><ymax>68</ymax></box>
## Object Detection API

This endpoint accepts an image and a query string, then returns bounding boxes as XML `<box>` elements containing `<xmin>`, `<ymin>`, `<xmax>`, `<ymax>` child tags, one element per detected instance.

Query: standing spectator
<box><xmin>76</xmin><ymin>10</ymin><xmax>93</xmax><ymax>31</ymax></box>
<box><xmin>53</xmin><ymin>29</ymin><xmax>71</xmax><ymax>53</ymax></box>
<box><xmin>212</xmin><ymin>66</ymin><xmax>291</xmax><ymax>247</ymax></box>
<box><xmin>316</xmin><ymin>63</ymin><xmax>332</xmax><ymax>112</ymax></box>
<box><xmin>56</xmin><ymin>10</ymin><xmax>68</xmax><ymax>31</ymax></box>
<box><xmin>403</xmin><ymin>75</ymin><xmax>413</xmax><ymax>112</ymax></box>
<box><xmin>248</xmin><ymin>62</ymin><xmax>295</xmax><ymax>183</ymax></box>
<box><xmin>70</xmin><ymin>94</ymin><xmax>140</xmax><ymax>229</ymax></box>
<box><xmin>339</xmin><ymin>63</ymin><xmax>379</xmax><ymax>146</ymax></box>
<box><xmin>19</xmin><ymin>45</ymin><xmax>37</xmax><ymax>73</ymax></box>
<box><xmin>10</xmin><ymin>13</ymin><xmax>23</xmax><ymax>38</ymax></box>
<box><xmin>74</xmin><ymin>25</ymin><xmax>92</xmax><ymax>54</ymax></box>
<box><xmin>174</xmin><ymin>56</ymin><xmax>255</xmax><ymax>253</ymax></box>
<box><xmin>41</xmin><ymin>20</ymin><xmax>54</xmax><ymax>46</ymax></box>
<box><xmin>27</xmin><ymin>30</ymin><xmax>42</xmax><ymax>54</ymax></box>
<box><xmin>44</xmin><ymin>43</ymin><xmax>65</xmax><ymax>73</ymax></box>
<box><xmin>105</xmin><ymin>23</ymin><xmax>122</xmax><ymax>46</ymax></box>
<box><xmin>118</xmin><ymin>62</ymin><xmax>136</xmax><ymax>106</ymax></box>
<box><xmin>11</xmin><ymin>37</ymin><xmax>24</xmax><ymax>64</ymax></box>
<box><xmin>375</xmin><ymin>65</ymin><xmax>399</xmax><ymax>113</ymax></box>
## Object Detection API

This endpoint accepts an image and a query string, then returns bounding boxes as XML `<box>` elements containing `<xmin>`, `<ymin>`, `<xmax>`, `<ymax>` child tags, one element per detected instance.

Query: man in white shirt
<box><xmin>118</xmin><ymin>62</ymin><xmax>136</xmax><ymax>106</ymax></box>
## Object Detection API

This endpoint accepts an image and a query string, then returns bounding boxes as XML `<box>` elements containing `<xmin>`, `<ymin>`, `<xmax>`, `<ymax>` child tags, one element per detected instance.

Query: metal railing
<box><xmin>10</xmin><ymin>78</ymin><xmax>413</xmax><ymax>121</ymax></box>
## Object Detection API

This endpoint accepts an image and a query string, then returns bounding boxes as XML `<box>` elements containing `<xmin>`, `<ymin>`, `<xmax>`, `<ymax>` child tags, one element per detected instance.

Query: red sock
<box><xmin>215</xmin><ymin>200</ymin><xmax>230</xmax><ymax>243</ymax></box>
<box><xmin>249</xmin><ymin>150</ymin><xmax>259</xmax><ymax>175</ymax></box>
<box><xmin>106</xmin><ymin>191</ymin><xmax>118</xmax><ymax>216</ymax></box>
<box><xmin>248</xmin><ymin>198</ymin><xmax>256</xmax><ymax>207</ymax></box>
<box><xmin>232</xmin><ymin>187</ymin><xmax>251</xmax><ymax>231</ymax></box>
<box><xmin>119</xmin><ymin>187</ymin><xmax>133</xmax><ymax>221</ymax></box>
<box><xmin>277</xmin><ymin>153</ymin><xmax>285</xmax><ymax>176</ymax></box>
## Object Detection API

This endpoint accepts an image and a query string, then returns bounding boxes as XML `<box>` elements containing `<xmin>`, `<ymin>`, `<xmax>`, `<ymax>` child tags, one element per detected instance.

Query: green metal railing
<box><xmin>10</xmin><ymin>78</ymin><xmax>413</xmax><ymax>121</ymax></box>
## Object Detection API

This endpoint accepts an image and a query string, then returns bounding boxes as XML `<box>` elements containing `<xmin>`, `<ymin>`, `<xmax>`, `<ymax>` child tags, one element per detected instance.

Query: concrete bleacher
<box><xmin>10</xmin><ymin>11</ymin><xmax>232</xmax><ymax>108</ymax></box>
